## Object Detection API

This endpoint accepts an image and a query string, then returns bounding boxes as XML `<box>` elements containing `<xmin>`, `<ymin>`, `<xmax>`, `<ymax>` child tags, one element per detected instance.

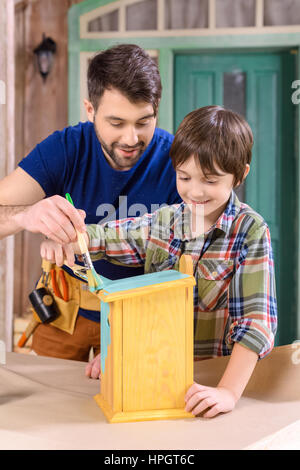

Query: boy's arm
<box><xmin>86</xmin><ymin>213</ymin><xmax>153</xmax><ymax>267</ymax></box>
<box><xmin>40</xmin><ymin>214</ymin><xmax>152</xmax><ymax>268</ymax></box>
<box><xmin>185</xmin><ymin>224</ymin><xmax>276</xmax><ymax>418</ymax></box>
<box><xmin>217</xmin><ymin>342</ymin><xmax>258</xmax><ymax>399</ymax></box>
<box><xmin>185</xmin><ymin>343</ymin><xmax>258</xmax><ymax>418</ymax></box>
<box><xmin>227</xmin><ymin>224</ymin><xmax>277</xmax><ymax>359</ymax></box>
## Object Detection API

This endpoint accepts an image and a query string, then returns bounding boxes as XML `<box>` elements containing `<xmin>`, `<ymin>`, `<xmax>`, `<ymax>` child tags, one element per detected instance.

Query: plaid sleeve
<box><xmin>86</xmin><ymin>213</ymin><xmax>153</xmax><ymax>267</ymax></box>
<box><xmin>227</xmin><ymin>224</ymin><xmax>277</xmax><ymax>359</ymax></box>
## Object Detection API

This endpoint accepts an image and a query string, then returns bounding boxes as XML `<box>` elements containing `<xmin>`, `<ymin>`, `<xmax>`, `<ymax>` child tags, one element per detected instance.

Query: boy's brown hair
<box><xmin>88</xmin><ymin>44</ymin><xmax>161</xmax><ymax>116</ymax></box>
<box><xmin>170</xmin><ymin>105</ymin><xmax>253</xmax><ymax>186</ymax></box>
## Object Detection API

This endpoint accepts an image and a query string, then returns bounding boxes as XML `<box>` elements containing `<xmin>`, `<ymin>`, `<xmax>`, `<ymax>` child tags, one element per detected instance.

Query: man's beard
<box><xmin>94</xmin><ymin>123</ymin><xmax>145</xmax><ymax>170</ymax></box>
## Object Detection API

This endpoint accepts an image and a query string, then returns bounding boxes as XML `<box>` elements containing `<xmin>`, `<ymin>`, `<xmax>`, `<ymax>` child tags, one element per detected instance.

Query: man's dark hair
<box><xmin>87</xmin><ymin>44</ymin><xmax>162</xmax><ymax>116</ymax></box>
<box><xmin>170</xmin><ymin>105</ymin><xmax>253</xmax><ymax>187</ymax></box>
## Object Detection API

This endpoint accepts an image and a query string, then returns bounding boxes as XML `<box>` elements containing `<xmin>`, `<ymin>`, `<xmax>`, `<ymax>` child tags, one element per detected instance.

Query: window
<box><xmin>80</xmin><ymin>0</ymin><xmax>300</xmax><ymax>38</ymax></box>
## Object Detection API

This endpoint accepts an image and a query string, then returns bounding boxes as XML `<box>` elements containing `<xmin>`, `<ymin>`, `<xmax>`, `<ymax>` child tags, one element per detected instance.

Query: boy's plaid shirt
<box><xmin>88</xmin><ymin>192</ymin><xmax>277</xmax><ymax>360</ymax></box>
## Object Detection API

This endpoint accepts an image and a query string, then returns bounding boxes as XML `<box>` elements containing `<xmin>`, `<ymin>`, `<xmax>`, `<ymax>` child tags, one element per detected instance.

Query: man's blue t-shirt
<box><xmin>19</xmin><ymin>121</ymin><xmax>181</xmax><ymax>321</ymax></box>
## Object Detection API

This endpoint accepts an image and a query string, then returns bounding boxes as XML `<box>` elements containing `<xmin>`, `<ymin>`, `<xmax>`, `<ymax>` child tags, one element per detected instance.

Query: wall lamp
<box><xmin>34</xmin><ymin>33</ymin><xmax>57</xmax><ymax>82</ymax></box>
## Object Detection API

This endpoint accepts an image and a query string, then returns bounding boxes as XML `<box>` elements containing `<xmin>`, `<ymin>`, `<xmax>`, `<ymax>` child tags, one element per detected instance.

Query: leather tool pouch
<box><xmin>32</xmin><ymin>265</ymin><xmax>100</xmax><ymax>335</ymax></box>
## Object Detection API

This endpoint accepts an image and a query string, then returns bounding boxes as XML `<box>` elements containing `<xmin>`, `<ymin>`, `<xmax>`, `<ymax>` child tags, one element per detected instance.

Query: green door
<box><xmin>174</xmin><ymin>51</ymin><xmax>297</xmax><ymax>346</ymax></box>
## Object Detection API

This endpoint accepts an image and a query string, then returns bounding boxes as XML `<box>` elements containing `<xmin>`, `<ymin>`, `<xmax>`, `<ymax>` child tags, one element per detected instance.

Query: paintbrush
<box><xmin>65</xmin><ymin>193</ymin><xmax>103</xmax><ymax>292</ymax></box>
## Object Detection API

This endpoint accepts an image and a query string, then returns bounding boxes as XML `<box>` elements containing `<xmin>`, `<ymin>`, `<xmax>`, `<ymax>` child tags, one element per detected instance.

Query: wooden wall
<box><xmin>14</xmin><ymin>0</ymin><xmax>84</xmax><ymax>318</ymax></box>
<box><xmin>1</xmin><ymin>0</ymin><xmax>15</xmax><ymax>349</ymax></box>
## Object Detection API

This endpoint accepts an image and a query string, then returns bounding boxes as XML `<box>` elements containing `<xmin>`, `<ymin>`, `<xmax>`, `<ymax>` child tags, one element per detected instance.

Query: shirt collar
<box><xmin>171</xmin><ymin>191</ymin><xmax>241</xmax><ymax>241</ymax></box>
<box><xmin>214</xmin><ymin>190</ymin><xmax>241</xmax><ymax>235</ymax></box>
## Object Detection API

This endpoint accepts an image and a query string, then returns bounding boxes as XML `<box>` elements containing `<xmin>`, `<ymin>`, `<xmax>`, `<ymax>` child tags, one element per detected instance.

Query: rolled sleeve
<box><xmin>227</xmin><ymin>225</ymin><xmax>278</xmax><ymax>359</ymax></box>
<box><xmin>86</xmin><ymin>213</ymin><xmax>153</xmax><ymax>267</ymax></box>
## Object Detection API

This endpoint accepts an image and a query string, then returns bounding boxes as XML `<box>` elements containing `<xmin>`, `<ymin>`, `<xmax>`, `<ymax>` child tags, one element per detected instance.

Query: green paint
<box><xmin>89</xmin><ymin>269</ymin><xmax>188</xmax><ymax>295</ymax></box>
<box><xmin>100</xmin><ymin>300</ymin><xmax>111</xmax><ymax>374</ymax></box>
<box><xmin>101</xmin><ymin>269</ymin><xmax>189</xmax><ymax>295</ymax></box>
<box><xmin>79</xmin><ymin>268</ymin><xmax>189</xmax><ymax>295</ymax></box>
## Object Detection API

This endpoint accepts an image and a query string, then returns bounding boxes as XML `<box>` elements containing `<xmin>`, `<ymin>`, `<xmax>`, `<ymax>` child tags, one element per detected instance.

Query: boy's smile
<box><xmin>176</xmin><ymin>156</ymin><xmax>236</xmax><ymax>232</ymax></box>
<box><xmin>190</xmin><ymin>199</ymin><xmax>210</xmax><ymax>205</ymax></box>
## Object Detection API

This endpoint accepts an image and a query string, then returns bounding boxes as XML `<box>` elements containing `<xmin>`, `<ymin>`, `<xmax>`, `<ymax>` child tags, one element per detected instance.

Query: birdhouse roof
<box><xmin>99</xmin><ymin>269</ymin><xmax>195</xmax><ymax>302</ymax></box>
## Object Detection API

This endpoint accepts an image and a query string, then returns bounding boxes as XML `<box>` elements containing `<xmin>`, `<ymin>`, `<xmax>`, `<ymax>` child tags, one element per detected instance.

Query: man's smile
<box><xmin>117</xmin><ymin>146</ymin><xmax>142</xmax><ymax>157</ymax></box>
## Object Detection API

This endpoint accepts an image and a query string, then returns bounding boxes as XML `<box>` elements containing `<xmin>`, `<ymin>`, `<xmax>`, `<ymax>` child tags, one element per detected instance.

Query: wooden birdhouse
<box><xmin>93</xmin><ymin>255</ymin><xmax>196</xmax><ymax>423</ymax></box>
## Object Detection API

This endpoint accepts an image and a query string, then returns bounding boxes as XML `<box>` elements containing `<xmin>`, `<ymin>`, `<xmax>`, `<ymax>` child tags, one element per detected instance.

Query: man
<box><xmin>0</xmin><ymin>44</ymin><xmax>180</xmax><ymax>374</ymax></box>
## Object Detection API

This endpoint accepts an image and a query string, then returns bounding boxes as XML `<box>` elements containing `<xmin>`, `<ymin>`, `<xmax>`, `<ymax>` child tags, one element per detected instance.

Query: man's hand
<box><xmin>15</xmin><ymin>195</ymin><xmax>86</xmax><ymax>244</ymax></box>
<box><xmin>185</xmin><ymin>383</ymin><xmax>237</xmax><ymax>418</ymax></box>
<box><xmin>85</xmin><ymin>353</ymin><xmax>101</xmax><ymax>379</ymax></box>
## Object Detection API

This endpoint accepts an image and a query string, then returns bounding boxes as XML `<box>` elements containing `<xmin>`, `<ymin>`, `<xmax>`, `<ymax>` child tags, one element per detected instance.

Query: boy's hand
<box><xmin>85</xmin><ymin>353</ymin><xmax>101</xmax><ymax>379</ymax></box>
<box><xmin>40</xmin><ymin>238</ymin><xmax>76</xmax><ymax>267</ymax></box>
<box><xmin>185</xmin><ymin>383</ymin><xmax>237</xmax><ymax>418</ymax></box>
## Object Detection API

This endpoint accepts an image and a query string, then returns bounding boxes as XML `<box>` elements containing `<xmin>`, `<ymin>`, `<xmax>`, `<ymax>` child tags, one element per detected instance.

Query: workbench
<box><xmin>0</xmin><ymin>344</ymin><xmax>299</xmax><ymax>450</ymax></box>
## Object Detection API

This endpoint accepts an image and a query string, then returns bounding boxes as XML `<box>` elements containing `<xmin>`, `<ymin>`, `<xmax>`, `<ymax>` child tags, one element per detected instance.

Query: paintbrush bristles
<box><xmin>87</xmin><ymin>268</ymin><xmax>103</xmax><ymax>292</ymax></box>
<box><xmin>86</xmin><ymin>270</ymin><xmax>95</xmax><ymax>288</ymax></box>
<box><xmin>76</xmin><ymin>229</ymin><xmax>103</xmax><ymax>292</ymax></box>
<box><xmin>77</xmin><ymin>231</ymin><xmax>95</xmax><ymax>271</ymax></box>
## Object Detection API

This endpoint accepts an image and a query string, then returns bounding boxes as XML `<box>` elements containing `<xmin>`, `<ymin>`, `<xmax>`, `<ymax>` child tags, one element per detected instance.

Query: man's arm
<box><xmin>0</xmin><ymin>167</ymin><xmax>86</xmax><ymax>243</ymax></box>
<box><xmin>0</xmin><ymin>167</ymin><xmax>45</xmax><ymax>238</ymax></box>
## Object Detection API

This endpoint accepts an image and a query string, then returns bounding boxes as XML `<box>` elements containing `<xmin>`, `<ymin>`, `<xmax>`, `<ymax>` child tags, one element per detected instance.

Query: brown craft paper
<box><xmin>0</xmin><ymin>344</ymin><xmax>299</xmax><ymax>450</ymax></box>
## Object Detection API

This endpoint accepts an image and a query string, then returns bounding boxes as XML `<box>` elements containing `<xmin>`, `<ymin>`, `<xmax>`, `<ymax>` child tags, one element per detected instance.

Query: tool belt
<box><xmin>32</xmin><ymin>264</ymin><xmax>100</xmax><ymax>335</ymax></box>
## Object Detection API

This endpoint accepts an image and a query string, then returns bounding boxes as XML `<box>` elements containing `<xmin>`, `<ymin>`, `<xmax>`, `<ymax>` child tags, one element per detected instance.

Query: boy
<box><xmin>41</xmin><ymin>106</ymin><xmax>277</xmax><ymax>418</ymax></box>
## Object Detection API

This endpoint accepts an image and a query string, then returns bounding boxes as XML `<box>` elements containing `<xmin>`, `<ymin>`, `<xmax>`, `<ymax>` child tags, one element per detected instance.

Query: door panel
<box><xmin>174</xmin><ymin>51</ymin><xmax>296</xmax><ymax>345</ymax></box>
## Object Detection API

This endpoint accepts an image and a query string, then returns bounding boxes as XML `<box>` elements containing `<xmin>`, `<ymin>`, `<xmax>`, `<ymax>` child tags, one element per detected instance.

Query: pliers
<box><xmin>50</xmin><ymin>268</ymin><xmax>69</xmax><ymax>301</ymax></box>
